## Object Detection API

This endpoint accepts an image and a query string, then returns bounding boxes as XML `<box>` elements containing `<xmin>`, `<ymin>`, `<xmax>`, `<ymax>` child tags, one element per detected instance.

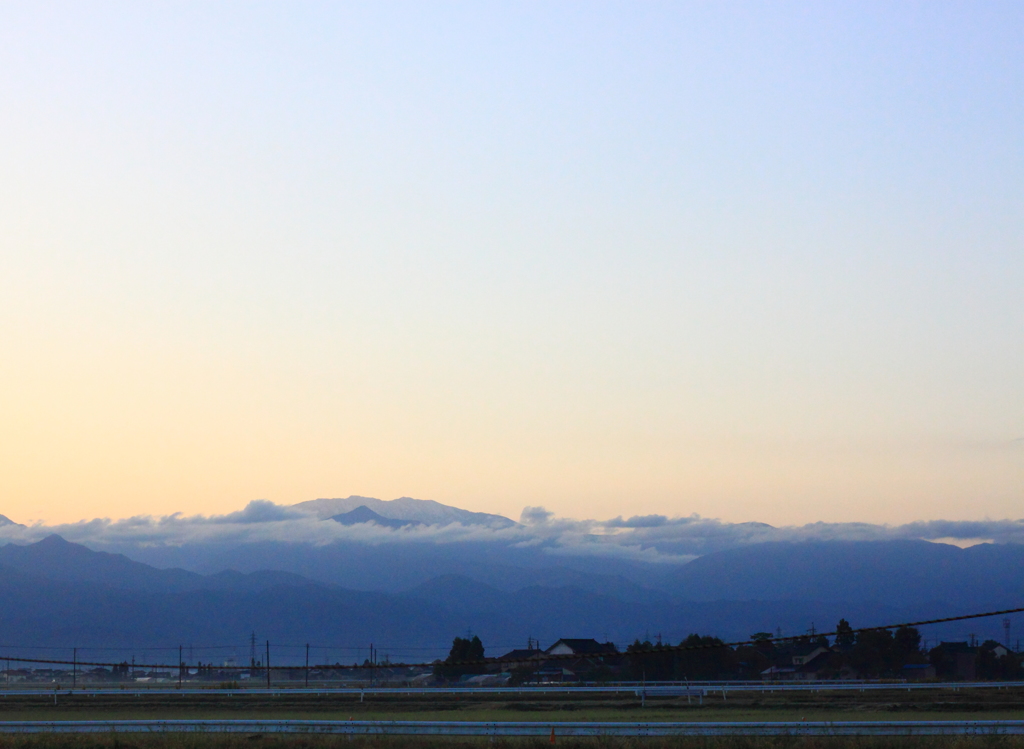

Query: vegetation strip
<box><xmin>2</xmin><ymin>720</ymin><xmax>1024</xmax><ymax>736</ymax></box>
<box><xmin>2</xmin><ymin>604</ymin><xmax>1024</xmax><ymax>673</ymax></box>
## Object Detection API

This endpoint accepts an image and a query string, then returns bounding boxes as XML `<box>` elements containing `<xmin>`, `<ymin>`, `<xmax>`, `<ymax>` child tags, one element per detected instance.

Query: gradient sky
<box><xmin>1</xmin><ymin>1</ymin><xmax>1021</xmax><ymax>526</ymax></box>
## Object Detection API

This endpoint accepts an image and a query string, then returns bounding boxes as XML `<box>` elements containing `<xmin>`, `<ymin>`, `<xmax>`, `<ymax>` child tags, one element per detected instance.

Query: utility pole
<box><xmin>250</xmin><ymin>632</ymin><xmax>257</xmax><ymax>671</ymax></box>
<box><xmin>1004</xmin><ymin>618</ymin><xmax>1011</xmax><ymax>648</ymax></box>
<box><xmin>265</xmin><ymin>641</ymin><xmax>271</xmax><ymax>689</ymax></box>
<box><xmin>305</xmin><ymin>644</ymin><xmax>310</xmax><ymax>688</ymax></box>
<box><xmin>72</xmin><ymin>648</ymin><xmax>76</xmax><ymax>689</ymax></box>
<box><xmin>178</xmin><ymin>645</ymin><xmax>183</xmax><ymax>688</ymax></box>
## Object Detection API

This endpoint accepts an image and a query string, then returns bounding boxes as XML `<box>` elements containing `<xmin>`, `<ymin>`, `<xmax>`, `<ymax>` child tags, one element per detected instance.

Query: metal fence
<box><xmin>2</xmin><ymin>681</ymin><xmax>1024</xmax><ymax>698</ymax></box>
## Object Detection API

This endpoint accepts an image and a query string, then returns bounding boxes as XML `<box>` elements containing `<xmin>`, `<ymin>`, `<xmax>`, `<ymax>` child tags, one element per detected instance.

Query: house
<box><xmin>545</xmin><ymin>639</ymin><xmax>617</xmax><ymax>656</ymax></box>
<box><xmin>762</xmin><ymin>644</ymin><xmax>836</xmax><ymax>680</ymax></box>
<box><xmin>761</xmin><ymin>665</ymin><xmax>796</xmax><ymax>680</ymax></box>
<box><xmin>792</xmin><ymin>646</ymin><xmax>829</xmax><ymax>667</ymax></box>
<box><xmin>937</xmin><ymin>642</ymin><xmax>977</xmax><ymax>681</ymax></box>
<box><xmin>527</xmin><ymin>639</ymin><xmax>619</xmax><ymax>683</ymax></box>
<box><xmin>990</xmin><ymin>643</ymin><xmax>1011</xmax><ymax>658</ymax></box>
<box><xmin>794</xmin><ymin>649</ymin><xmax>836</xmax><ymax>680</ymax></box>
<box><xmin>463</xmin><ymin>673</ymin><xmax>510</xmax><ymax>686</ymax></box>
<box><xmin>535</xmin><ymin>668</ymin><xmax>576</xmax><ymax>683</ymax></box>
<box><xmin>901</xmin><ymin>663</ymin><xmax>937</xmax><ymax>681</ymax></box>
<box><xmin>498</xmin><ymin>648</ymin><xmax>544</xmax><ymax>669</ymax></box>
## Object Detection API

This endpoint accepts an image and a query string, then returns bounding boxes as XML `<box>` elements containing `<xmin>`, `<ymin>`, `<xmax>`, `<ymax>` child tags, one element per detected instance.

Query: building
<box><xmin>545</xmin><ymin>639</ymin><xmax>618</xmax><ymax>656</ymax></box>
<box><xmin>762</xmin><ymin>644</ymin><xmax>837</xmax><ymax>680</ymax></box>
<box><xmin>901</xmin><ymin>663</ymin><xmax>937</xmax><ymax>681</ymax></box>
<box><xmin>496</xmin><ymin>648</ymin><xmax>544</xmax><ymax>670</ymax></box>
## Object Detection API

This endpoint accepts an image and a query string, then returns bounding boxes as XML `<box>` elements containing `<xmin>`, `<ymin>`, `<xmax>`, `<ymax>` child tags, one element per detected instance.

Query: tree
<box><xmin>849</xmin><ymin>629</ymin><xmax>890</xmax><ymax>676</ymax></box>
<box><xmin>625</xmin><ymin>639</ymin><xmax>672</xmax><ymax>681</ymax></box>
<box><xmin>894</xmin><ymin>627</ymin><xmax>922</xmax><ymax>660</ymax></box>
<box><xmin>977</xmin><ymin>641</ymin><xmax>1023</xmax><ymax>680</ymax></box>
<box><xmin>449</xmin><ymin>635</ymin><xmax>485</xmax><ymax>662</ymax></box>
<box><xmin>733</xmin><ymin>643</ymin><xmax>772</xmax><ymax>678</ymax></box>
<box><xmin>434</xmin><ymin>636</ymin><xmax>486</xmax><ymax>681</ymax></box>
<box><xmin>676</xmin><ymin>634</ymin><xmax>734</xmax><ymax>680</ymax></box>
<box><xmin>834</xmin><ymin>619</ymin><xmax>855</xmax><ymax>649</ymax></box>
<box><xmin>625</xmin><ymin>635</ymin><xmax>735</xmax><ymax>681</ymax></box>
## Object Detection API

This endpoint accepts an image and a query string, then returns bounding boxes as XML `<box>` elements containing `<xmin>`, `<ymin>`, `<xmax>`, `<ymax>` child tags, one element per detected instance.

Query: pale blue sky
<box><xmin>0</xmin><ymin>1</ymin><xmax>1021</xmax><ymax>524</ymax></box>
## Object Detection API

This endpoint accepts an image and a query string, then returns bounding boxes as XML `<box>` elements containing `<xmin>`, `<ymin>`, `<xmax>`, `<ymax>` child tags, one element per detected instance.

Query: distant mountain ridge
<box><xmin>0</xmin><ymin>535</ymin><xmax>320</xmax><ymax>593</ymax></box>
<box><xmin>294</xmin><ymin>496</ymin><xmax>516</xmax><ymax>527</ymax></box>
<box><xmin>0</xmin><ymin>534</ymin><xmax>1020</xmax><ymax>657</ymax></box>
<box><xmin>667</xmin><ymin>539</ymin><xmax>1024</xmax><ymax>608</ymax></box>
<box><xmin>330</xmin><ymin>506</ymin><xmax>422</xmax><ymax>529</ymax></box>
<box><xmin>0</xmin><ymin>535</ymin><xmax>934</xmax><ymax>658</ymax></box>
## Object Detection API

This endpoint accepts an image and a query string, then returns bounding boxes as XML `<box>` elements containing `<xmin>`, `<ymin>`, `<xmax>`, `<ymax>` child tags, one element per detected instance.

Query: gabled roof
<box><xmin>795</xmin><ymin>650</ymin><xmax>833</xmax><ymax>672</ymax></box>
<box><xmin>792</xmin><ymin>646</ymin><xmax>831</xmax><ymax>666</ymax></box>
<box><xmin>545</xmin><ymin>638</ymin><xmax>618</xmax><ymax>655</ymax></box>
<box><xmin>499</xmin><ymin>648</ymin><xmax>544</xmax><ymax>661</ymax></box>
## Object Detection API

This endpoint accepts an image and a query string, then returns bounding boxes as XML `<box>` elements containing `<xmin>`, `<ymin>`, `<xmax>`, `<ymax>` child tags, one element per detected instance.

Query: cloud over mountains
<box><xmin>1</xmin><ymin>497</ymin><xmax>1022</xmax><ymax>563</ymax></box>
<box><xmin>1</xmin><ymin>497</ymin><xmax>1023</xmax><ymax>652</ymax></box>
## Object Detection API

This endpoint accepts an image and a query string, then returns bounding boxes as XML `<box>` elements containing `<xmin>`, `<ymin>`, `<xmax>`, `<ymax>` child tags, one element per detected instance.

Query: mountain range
<box><xmin>295</xmin><ymin>496</ymin><xmax>515</xmax><ymax>527</ymax></box>
<box><xmin>329</xmin><ymin>506</ymin><xmax>423</xmax><ymax>529</ymax></box>
<box><xmin>1</xmin><ymin>515</ymin><xmax>1022</xmax><ymax>665</ymax></box>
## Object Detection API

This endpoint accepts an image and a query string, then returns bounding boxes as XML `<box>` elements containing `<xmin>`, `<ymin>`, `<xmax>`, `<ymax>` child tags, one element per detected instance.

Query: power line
<box><xmin>0</xmin><ymin>603</ymin><xmax>1020</xmax><ymax>672</ymax></box>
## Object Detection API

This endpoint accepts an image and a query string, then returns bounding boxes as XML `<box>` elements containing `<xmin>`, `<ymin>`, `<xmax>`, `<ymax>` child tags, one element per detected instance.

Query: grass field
<box><xmin>0</xmin><ymin>687</ymin><xmax>1022</xmax><ymax>747</ymax></box>
<box><xmin>1</xmin><ymin>734</ymin><xmax>1024</xmax><ymax>749</ymax></box>
<box><xmin>0</xmin><ymin>687</ymin><xmax>1022</xmax><ymax>723</ymax></box>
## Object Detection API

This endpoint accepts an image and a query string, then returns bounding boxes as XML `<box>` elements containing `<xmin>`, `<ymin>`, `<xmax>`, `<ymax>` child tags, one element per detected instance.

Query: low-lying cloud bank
<box><xmin>1</xmin><ymin>500</ymin><xmax>1022</xmax><ymax>563</ymax></box>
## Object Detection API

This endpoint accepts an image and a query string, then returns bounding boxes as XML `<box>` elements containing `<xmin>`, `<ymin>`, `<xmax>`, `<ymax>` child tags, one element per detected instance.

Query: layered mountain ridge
<box><xmin>293</xmin><ymin>496</ymin><xmax>516</xmax><ymax>527</ymax></box>
<box><xmin>0</xmin><ymin>529</ymin><xmax>1020</xmax><ymax>660</ymax></box>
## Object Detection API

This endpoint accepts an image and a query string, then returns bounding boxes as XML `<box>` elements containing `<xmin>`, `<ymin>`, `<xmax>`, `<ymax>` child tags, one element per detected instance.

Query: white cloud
<box><xmin>2</xmin><ymin>500</ymin><xmax>1022</xmax><ymax>564</ymax></box>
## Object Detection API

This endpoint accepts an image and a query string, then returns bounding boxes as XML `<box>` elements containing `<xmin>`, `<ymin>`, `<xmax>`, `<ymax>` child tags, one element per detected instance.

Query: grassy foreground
<box><xmin>0</xmin><ymin>736</ymin><xmax>1024</xmax><ymax>749</ymax></box>
<box><xmin>2</xmin><ymin>709</ymin><xmax>1024</xmax><ymax>723</ymax></box>
<box><xmin>1</xmin><ymin>687</ymin><xmax>1023</xmax><ymax>723</ymax></box>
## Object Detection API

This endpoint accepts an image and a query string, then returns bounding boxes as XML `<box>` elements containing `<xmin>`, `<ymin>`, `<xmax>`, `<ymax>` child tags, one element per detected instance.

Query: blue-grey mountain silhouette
<box><xmin>329</xmin><ymin>506</ymin><xmax>422</xmax><ymax>529</ymax></box>
<box><xmin>0</xmin><ymin>532</ymin><xmax>1020</xmax><ymax>661</ymax></box>
<box><xmin>295</xmin><ymin>496</ymin><xmax>516</xmax><ymax>527</ymax></box>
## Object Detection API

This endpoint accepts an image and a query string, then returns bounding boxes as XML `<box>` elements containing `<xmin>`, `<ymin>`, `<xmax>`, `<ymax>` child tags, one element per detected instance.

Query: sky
<box><xmin>1</xmin><ymin>1</ymin><xmax>1021</xmax><ymax>527</ymax></box>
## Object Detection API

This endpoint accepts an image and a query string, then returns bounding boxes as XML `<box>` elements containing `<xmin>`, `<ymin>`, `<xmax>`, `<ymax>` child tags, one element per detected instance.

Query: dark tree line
<box><xmin>436</xmin><ymin>623</ymin><xmax>1022</xmax><ymax>682</ymax></box>
<box><xmin>624</xmin><ymin>622</ymin><xmax>1022</xmax><ymax>680</ymax></box>
<box><xmin>434</xmin><ymin>635</ymin><xmax>486</xmax><ymax>680</ymax></box>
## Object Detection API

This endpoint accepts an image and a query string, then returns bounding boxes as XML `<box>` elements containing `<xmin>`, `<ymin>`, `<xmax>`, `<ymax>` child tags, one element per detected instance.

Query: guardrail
<box><xmin>1</xmin><ymin>681</ymin><xmax>1023</xmax><ymax>698</ymax></box>
<box><xmin>0</xmin><ymin>720</ymin><xmax>1023</xmax><ymax>736</ymax></box>
<box><xmin>2</xmin><ymin>684</ymin><xmax>1024</xmax><ymax>704</ymax></box>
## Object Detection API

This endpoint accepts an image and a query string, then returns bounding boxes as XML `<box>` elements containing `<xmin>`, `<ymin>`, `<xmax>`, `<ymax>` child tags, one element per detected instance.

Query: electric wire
<box><xmin>0</xmin><ymin>603</ymin><xmax>1020</xmax><ymax>672</ymax></box>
